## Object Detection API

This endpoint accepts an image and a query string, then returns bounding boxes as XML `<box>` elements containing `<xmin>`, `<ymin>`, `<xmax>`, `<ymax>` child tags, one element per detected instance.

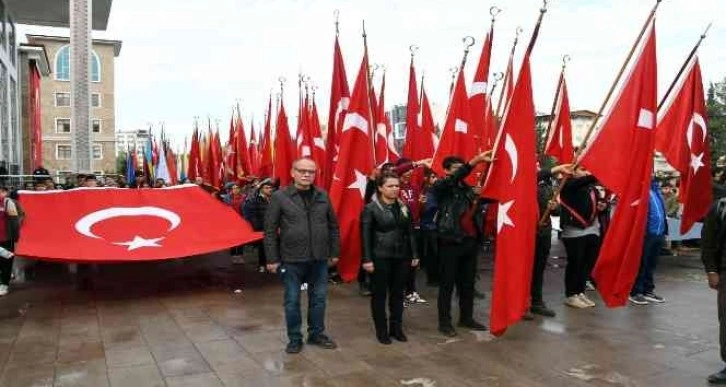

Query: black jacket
<box><xmin>243</xmin><ymin>191</ymin><xmax>270</xmax><ymax>232</ymax></box>
<box><xmin>360</xmin><ymin>198</ymin><xmax>418</xmax><ymax>263</ymax></box>
<box><xmin>537</xmin><ymin>170</ymin><xmax>558</xmax><ymax>233</ymax></box>
<box><xmin>560</xmin><ymin>175</ymin><xmax>599</xmax><ymax>230</ymax></box>
<box><xmin>264</xmin><ymin>185</ymin><xmax>341</xmax><ymax>263</ymax></box>
<box><xmin>701</xmin><ymin>198</ymin><xmax>726</xmax><ymax>273</ymax></box>
<box><xmin>431</xmin><ymin>163</ymin><xmax>479</xmax><ymax>241</ymax></box>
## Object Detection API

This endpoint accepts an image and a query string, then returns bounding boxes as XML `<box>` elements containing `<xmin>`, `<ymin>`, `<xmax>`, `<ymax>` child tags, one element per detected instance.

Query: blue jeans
<box><xmin>281</xmin><ymin>260</ymin><xmax>328</xmax><ymax>343</ymax></box>
<box><xmin>631</xmin><ymin>233</ymin><xmax>664</xmax><ymax>296</ymax></box>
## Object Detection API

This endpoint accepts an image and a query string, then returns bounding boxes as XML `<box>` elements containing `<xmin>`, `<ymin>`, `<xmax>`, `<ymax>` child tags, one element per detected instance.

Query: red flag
<box><xmin>274</xmin><ymin>102</ymin><xmax>295</xmax><ymax>187</ymax></box>
<box><xmin>297</xmin><ymin>94</ymin><xmax>314</xmax><ymax>159</ymax></box>
<box><xmin>544</xmin><ymin>74</ymin><xmax>574</xmax><ymax>163</ymax></box>
<box><xmin>187</xmin><ymin>128</ymin><xmax>201</xmax><ymax>181</ymax></box>
<box><xmin>579</xmin><ymin>22</ymin><xmax>658</xmax><ymax>307</ymax></box>
<box><xmin>385</xmin><ymin>111</ymin><xmax>399</xmax><ymax>164</ymax></box>
<box><xmin>310</xmin><ymin>99</ymin><xmax>327</xmax><ymax>186</ymax></box>
<box><xmin>165</xmin><ymin>145</ymin><xmax>178</xmax><ymax>185</ymax></box>
<box><xmin>470</xmin><ymin>26</ymin><xmax>494</xmax><ymax>152</ymax></box>
<box><xmin>481</xmin><ymin>54</ymin><xmax>538</xmax><ymax>336</ymax></box>
<box><xmin>374</xmin><ymin>74</ymin><xmax>391</xmax><ymax>165</ymax></box>
<box><xmin>211</xmin><ymin>130</ymin><xmax>224</xmax><ymax>188</ymax></box>
<box><xmin>248</xmin><ymin>122</ymin><xmax>260</xmax><ymax>177</ymax></box>
<box><xmin>330</xmin><ymin>53</ymin><xmax>375</xmax><ymax>282</ymax></box>
<box><xmin>402</xmin><ymin>59</ymin><xmax>421</xmax><ymax>159</ymax></box>
<box><xmin>656</xmin><ymin>56</ymin><xmax>711</xmax><ymax>233</ymax></box>
<box><xmin>16</xmin><ymin>186</ymin><xmax>262</xmax><ymax>262</ymax></box>
<box><xmin>235</xmin><ymin>112</ymin><xmax>251</xmax><ymax>178</ymax></box>
<box><xmin>259</xmin><ymin>97</ymin><xmax>274</xmax><ymax>178</ymax></box>
<box><xmin>325</xmin><ymin>36</ymin><xmax>351</xmax><ymax>190</ymax></box>
<box><xmin>419</xmin><ymin>87</ymin><xmax>438</xmax><ymax>156</ymax></box>
<box><xmin>432</xmin><ymin>70</ymin><xmax>476</xmax><ymax>178</ymax></box>
<box><xmin>29</xmin><ymin>63</ymin><xmax>43</xmax><ymax>170</ymax></box>
<box><xmin>226</xmin><ymin>116</ymin><xmax>238</xmax><ymax>179</ymax></box>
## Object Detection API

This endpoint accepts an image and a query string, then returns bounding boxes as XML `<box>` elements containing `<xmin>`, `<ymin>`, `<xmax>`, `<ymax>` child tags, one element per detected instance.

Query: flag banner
<box><xmin>656</xmin><ymin>57</ymin><xmax>711</xmax><ymax>233</ymax></box>
<box><xmin>16</xmin><ymin>185</ymin><xmax>262</xmax><ymax>262</ymax></box>
<box><xmin>544</xmin><ymin>74</ymin><xmax>574</xmax><ymax>163</ymax></box>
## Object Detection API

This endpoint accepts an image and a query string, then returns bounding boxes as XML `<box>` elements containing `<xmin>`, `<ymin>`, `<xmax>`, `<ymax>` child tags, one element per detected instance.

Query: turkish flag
<box><xmin>420</xmin><ymin>87</ymin><xmax>439</xmax><ymax>154</ymax></box>
<box><xmin>330</xmin><ymin>53</ymin><xmax>375</xmax><ymax>282</ymax></box>
<box><xmin>402</xmin><ymin>59</ymin><xmax>422</xmax><ymax>159</ymax></box>
<box><xmin>310</xmin><ymin>99</ymin><xmax>327</xmax><ymax>186</ymax></box>
<box><xmin>432</xmin><ymin>69</ymin><xmax>476</xmax><ymax>180</ymax></box>
<box><xmin>544</xmin><ymin>73</ymin><xmax>574</xmax><ymax>164</ymax></box>
<box><xmin>16</xmin><ymin>185</ymin><xmax>262</xmax><ymax>262</ymax></box>
<box><xmin>236</xmin><ymin>112</ymin><xmax>251</xmax><ymax>178</ymax></box>
<box><xmin>656</xmin><ymin>57</ymin><xmax>711</xmax><ymax>233</ymax></box>
<box><xmin>470</xmin><ymin>26</ymin><xmax>494</xmax><ymax>152</ymax></box>
<box><xmin>374</xmin><ymin>74</ymin><xmax>398</xmax><ymax>165</ymax></box>
<box><xmin>325</xmin><ymin>36</ymin><xmax>351</xmax><ymax>190</ymax></box>
<box><xmin>481</xmin><ymin>54</ymin><xmax>539</xmax><ymax>336</ymax></box>
<box><xmin>297</xmin><ymin>94</ymin><xmax>314</xmax><ymax>159</ymax></box>
<box><xmin>259</xmin><ymin>97</ymin><xmax>274</xmax><ymax>178</ymax></box>
<box><xmin>579</xmin><ymin>22</ymin><xmax>657</xmax><ymax>307</ymax></box>
<box><xmin>248</xmin><ymin>122</ymin><xmax>260</xmax><ymax>177</ymax></box>
<box><xmin>274</xmin><ymin>102</ymin><xmax>295</xmax><ymax>187</ymax></box>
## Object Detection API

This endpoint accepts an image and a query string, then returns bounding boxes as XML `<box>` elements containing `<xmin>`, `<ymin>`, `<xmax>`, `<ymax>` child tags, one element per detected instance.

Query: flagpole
<box><xmin>448</xmin><ymin>66</ymin><xmax>458</xmax><ymax>97</ymax></box>
<box><xmin>494</xmin><ymin>27</ymin><xmax>522</xmax><ymax>121</ymax></box>
<box><xmin>576</xmin><ymin>0</ymin><xmax>662</xmax><ymax>158</ymax></box>
<box><xmin>657</xmin><ymin>22</ymin><xmax>712</xmax><ymax>112</ymax></box>
<box><xmin>542</xmin><ymin>55</ymin><xmax>570</xmax><ymax>154</ymax></box>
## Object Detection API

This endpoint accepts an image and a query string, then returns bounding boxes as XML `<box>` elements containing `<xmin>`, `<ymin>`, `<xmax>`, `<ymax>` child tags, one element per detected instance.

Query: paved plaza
<box><xmin>0</xmin><ymin>247</ymin><xmax>719</xmax><ymax>387</ymax></box>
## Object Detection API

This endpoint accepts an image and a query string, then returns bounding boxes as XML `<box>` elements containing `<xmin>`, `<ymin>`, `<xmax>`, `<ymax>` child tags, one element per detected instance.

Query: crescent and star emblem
<box><xmin>504</xmin><ymin>134</ymin><xmax>518</xmax><ymax>183</ymax></box>
<box><xmin>74</xmin><ymin>206</ymin><xmax>181</xmax><ymax>251</ymax></box>
<box><xmin>687</xmin><ymin>112</ymin><xmax>707</xmax><ymax>174</ymax></box>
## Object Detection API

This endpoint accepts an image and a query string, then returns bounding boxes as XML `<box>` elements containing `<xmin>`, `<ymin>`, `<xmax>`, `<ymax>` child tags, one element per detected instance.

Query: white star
<box><xmin>690</xmin><ymin>152</ymin><xmax>705</xmax><ymax>174</ymax></box>
<box><xmin>347</xmin><ymin>169</ymin><xmax>369</xmax><ymax>199</ymax></box>
<box><xmin>497</xmin><ymin>200</ymin><xmax>515</xmax><ymax>233</ymax></box>
<box><xmin>113</xmin><ymin>236</ymin><xmax>165</xmax><ymax>251</ymax></box>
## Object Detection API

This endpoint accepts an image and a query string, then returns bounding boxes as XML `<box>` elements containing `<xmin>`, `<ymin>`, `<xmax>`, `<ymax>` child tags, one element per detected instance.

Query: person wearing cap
<box><xmin>243</xmin><ymin>178</ymin><xmax>274</xmax><ymax>272</ymax></box>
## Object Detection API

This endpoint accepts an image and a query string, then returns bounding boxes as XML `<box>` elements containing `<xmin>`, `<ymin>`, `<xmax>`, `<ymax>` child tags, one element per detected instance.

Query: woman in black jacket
<box><xmin>361</xmin><ymin>174</ymin><xmax>419</xmax><ymax>344</ymax></box>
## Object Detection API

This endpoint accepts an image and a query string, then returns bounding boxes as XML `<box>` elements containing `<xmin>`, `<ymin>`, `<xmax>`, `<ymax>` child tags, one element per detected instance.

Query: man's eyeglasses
<box><xmin>294</xmin><ymin>168</ymin><xmax>317</xmax><ymax>175</ymax></box>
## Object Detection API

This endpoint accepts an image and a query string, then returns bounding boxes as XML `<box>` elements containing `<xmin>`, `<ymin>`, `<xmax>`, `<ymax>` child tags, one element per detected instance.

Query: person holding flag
<box><xmin>432</xmin><ymin>150</ymin><xmax>493</xmax><ymax>337</ymax></box>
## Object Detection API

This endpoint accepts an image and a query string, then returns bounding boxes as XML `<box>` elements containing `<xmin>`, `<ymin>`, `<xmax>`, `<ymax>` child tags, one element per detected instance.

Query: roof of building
<box><xmin>536</xmin><ymin>109</ymin><xmax>600</xmax><ymax>120</ymax></box>
<box><xmin>6</xmin><ymin>0</ymin><xmax>113</xmax><ymax>30</ymax></box>
<box><xmin>19</xmin><ymin>44</ymin><xmax>51</xmax><ymax>75</ymax></box>
<box><xmin>26</xmin><ymin>34</ymin><xmax>122</xmax><ymax>56</ymax></box>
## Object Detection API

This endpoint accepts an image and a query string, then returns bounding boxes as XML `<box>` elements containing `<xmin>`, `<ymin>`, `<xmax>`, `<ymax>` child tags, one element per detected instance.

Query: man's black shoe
<box><xmin>708</xmin><ymin>367</ymin><xmax>726</xmax><ymax>384</ymax></box>
<box><xmin>458</xmin><ymin>319</ymin><xmax>488</xmax><ymax>331</ymax></box>
<box><xmin>531</xmin><ymin>304</ymin><xmax>556</xmax><ymax>317</ymax></box>
<box><xmin>376</xmin><ymin>334</ymin><xmax>392</xmax><ymax>345</ymax></box>
<box><xmin>359</xmin><ymin>283</ymin><xmax>372</xmax><ymax>297</ymax></box>
<box><xmin>390</xmin><ymin>329</ymin><xmax>408</xmax><ymax>342</ymax></box>
<box><xmin>438</xmin><ymin>325</ymin><xmax>457</xmax><ymax>337</ymax></box>
<box><xmin>285</xmin><ymin>341</ymin><xmax>303</xmax><ymax>354</ymax></box>
<box><xmin>307</xmin><ymin>334</ymin><xmax>338</xmax><ymax>349</ymax></box>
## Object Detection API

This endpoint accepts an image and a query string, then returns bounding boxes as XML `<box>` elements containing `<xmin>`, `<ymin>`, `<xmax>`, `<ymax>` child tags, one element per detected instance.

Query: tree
<box><xmin>708</xmin><ymin>79</ymin><xmax>726</xmax><ymax>169</ymax></box>
<box><xmin>116</xmin><ymin>152</ymin><xmax>127</xmax><ymax>175</ymax></box>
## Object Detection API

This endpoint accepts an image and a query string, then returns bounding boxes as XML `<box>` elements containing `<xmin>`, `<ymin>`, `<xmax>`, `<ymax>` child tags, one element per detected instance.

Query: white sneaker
<box><xmin>0</xmin><ymin>285</ymin><xmax>9</xmax><ymax>296</ymax></box>
<box><xmin>578</xmin><ymin>293</ymin><xmax>596</xmax><ymax>307</ymax></box>
<box><xmin>300</xmin><ymin>283</ymin><xmax>308</xmax><ymax>291</ymax></box>
<box><xmin>408</xmin><ymin>292</ymin><xmax>428</xmax><ymax>304</ymax></box>
<box><xmin>565</xmin><ymin>295</ymin><xmax>589</xmax><ymax>309</ymax></box>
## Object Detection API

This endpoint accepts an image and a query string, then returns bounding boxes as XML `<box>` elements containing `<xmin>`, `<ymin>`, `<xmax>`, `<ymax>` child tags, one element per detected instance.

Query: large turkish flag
<box><xmin>16</xmin><ymin>185</ymin><xmax>262</xmax><ymax>262</ymax></box>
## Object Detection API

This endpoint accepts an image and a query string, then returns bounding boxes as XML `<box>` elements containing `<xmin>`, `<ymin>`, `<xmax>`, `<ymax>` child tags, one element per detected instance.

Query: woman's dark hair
<box><xmin>376</xmin><ymin>173</ymin><xmax>400</xmax><ymax>188</ymax></box>
<box><xmin>442</xmin><ymin>156</ymin><xmax>465</xmax><ymax>170</ymax></box>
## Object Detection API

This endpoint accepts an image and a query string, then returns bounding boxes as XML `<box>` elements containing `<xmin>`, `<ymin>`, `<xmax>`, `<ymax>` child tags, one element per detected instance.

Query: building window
<box><xmin>92</xmin><ymin>119</ymin><xmax>101</xmax><ymax>133</ymax></box>
<box><xmin>91</xmin><ymin>52</ymin><xmax>101</xmax><ymax>82</ymax></box>
<box><xmin>56</xmin><ymin>145</ymin><xmax>72</xmax><ymax>160</ymax></box>
<box><xmin>55</xmin><ymin>45</ymin><xmax>101</xmax><ymax>82</ymax></box>
<box><xmin>394</xmin><ymin>123</ymin><xmax>406</xmax><ymax>140</ymax></box>
<box><xmin>92</xmin><ymin>144</ymin><xmax>103</xmax><ymax>160</ymax></box>
<box><xmin>55</xmin><ymin>92</ymin><xmax>71</xmax><ymax>107</ymax></box>
<box><xmin>56</xmin><ymin>118</ymin><xmax>71</xmax><ymax>133</ymax></box>
<box><xmin>91</xmin><ymin>93</ymin><xmax>101</xmax><ymax>107</ymax></box>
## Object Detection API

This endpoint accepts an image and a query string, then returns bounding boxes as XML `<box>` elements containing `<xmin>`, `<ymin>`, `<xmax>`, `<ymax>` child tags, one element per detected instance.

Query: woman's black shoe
<box><xmin>376</xmin><ymin>334</ymin><xmax>392</xmax><ymax>345</ymax></box>
<box><xmin>391</xmin><ymin>330</ymin><xmax>408</xmax><ymax>342</ymax></box>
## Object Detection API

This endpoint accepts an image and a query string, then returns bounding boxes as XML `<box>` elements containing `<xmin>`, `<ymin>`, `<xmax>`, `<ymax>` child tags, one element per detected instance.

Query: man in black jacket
<box><xmin>701</xmin><ymin>198</ymin><xmax>726</xmax><ymax>384</ymax></box>
<box><xmin>432</xmin><ymin>151</ymin><xmax>492</xmax><ymax>337</ymax></box>
<box><xmin>264</xmin><ymin>158</ymin><xmax>341</xmax><ymax>354</ymax></box>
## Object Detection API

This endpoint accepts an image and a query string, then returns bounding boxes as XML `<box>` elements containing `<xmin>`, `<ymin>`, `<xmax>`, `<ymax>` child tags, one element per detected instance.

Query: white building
<box><xmin>116</xmin><ymin>128</ymin><xmax>149</xmax><ymax>156</ymax></box>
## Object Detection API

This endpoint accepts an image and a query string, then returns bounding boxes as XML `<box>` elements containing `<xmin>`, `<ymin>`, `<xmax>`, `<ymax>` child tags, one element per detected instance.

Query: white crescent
<box><xmin>75</xmin><ymin>206</ymin><xmax>181</xmax><ymax>240</ymax></box>
<box><xmin>686</xmin><ymin>112</ymin><xmax>707</xmax><ymax>151</ymax></box>
<box><xmin>504</xmin><ymin>134</ymin><xmax>518</xmax><ymax>183</ymax></box>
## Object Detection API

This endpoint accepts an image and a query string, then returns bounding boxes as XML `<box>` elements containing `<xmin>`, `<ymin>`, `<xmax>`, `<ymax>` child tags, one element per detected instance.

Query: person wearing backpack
<box><xmin>559</xmin><ymin>167</ymin><xmax>602</xmax><ymax>309</ymax></box>
<box><xmin>0</xmin><ymin>186</ymin><xmax>22</xmax><ymax>296</ymax></box>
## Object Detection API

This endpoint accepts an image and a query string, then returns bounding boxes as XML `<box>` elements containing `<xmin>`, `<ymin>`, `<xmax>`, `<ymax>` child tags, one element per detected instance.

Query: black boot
<box><xmin>389</xmin><ymin>323</ymin><xmax>408</xmax><ymax>342</ymax></box>
<box><xmin>708</xmin><ymin>367</ymin><xmax>726</xmax><ymax>384</ymax></box>
<box><xmin>374</xmin><ymin>318</ymin><xmax>391</xmax><ymax>345</ymax></box>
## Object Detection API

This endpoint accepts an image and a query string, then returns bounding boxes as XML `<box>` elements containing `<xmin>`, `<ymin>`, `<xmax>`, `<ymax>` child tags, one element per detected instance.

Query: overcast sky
<box><xmin>20</xmin><ymin>0</ymin><xmax>726</xmax><ymax>147</ymax></box>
